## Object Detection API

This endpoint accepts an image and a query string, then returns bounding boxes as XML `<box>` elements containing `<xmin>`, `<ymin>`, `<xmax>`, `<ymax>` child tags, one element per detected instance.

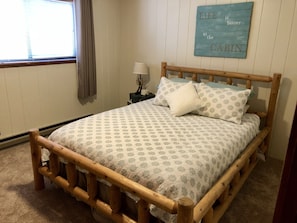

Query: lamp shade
<box><xmin>133</xmin><ymin>62</ymin><xmax>148</xmax><ymax>75</ymax></box>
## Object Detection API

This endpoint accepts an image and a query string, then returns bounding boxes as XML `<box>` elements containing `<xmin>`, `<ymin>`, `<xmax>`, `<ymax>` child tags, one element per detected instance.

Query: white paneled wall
<box><xmin>93</xmin><ymin>0</ymin><xmax>121</xmax><ymax>110</ymax></box>
<box><xmin>119</xmin><ymin>0</ymin><xmax>297</xmax><ymax>160</ymax></box>
<box><xmin>0</xmin><ymin>64</ymin><xmax>95</xmax><ymax>138</ymax></box>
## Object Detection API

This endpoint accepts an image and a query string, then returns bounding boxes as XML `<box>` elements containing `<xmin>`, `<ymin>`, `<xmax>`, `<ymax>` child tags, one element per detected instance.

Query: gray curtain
<box><xmin>74</xmin><ymin>0</ymin><xmax>97</xmax><ymax>99</ymax></box>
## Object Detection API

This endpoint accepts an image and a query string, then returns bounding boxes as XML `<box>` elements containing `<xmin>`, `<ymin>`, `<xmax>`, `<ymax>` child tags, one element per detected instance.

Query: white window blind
<box><xmin>0</xmin><ymin>0</ymin><xmax>75</xmax><ymax>62</ymax></box>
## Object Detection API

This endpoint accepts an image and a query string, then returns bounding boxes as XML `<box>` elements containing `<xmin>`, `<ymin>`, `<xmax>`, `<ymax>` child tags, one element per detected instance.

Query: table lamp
<box><xmin>133</xmin><ymin>62</ymin><xmax>148</xmax><ymax>94</ymax></box>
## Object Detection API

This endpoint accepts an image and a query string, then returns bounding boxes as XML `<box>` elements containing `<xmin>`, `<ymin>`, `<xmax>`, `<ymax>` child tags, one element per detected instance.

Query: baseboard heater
<box><xmin>0</xmin><ymin>114</ymin><xmax>92</xmax><ymax>150</ymax></box>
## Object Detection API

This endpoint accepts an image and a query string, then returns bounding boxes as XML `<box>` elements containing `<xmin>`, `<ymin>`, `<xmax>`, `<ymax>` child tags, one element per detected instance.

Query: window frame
<box><xmin>0</xmin><ymin>58</ymin><xmax>76</xmax><ymax>68</ymax></box>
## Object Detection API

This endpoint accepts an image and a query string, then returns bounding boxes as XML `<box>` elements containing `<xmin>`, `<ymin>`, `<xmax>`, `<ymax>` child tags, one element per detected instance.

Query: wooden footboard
<box><xmin>193</xmin><ymin>127</ymin><xmax>270</xmax><ymax>222</ymax></box>
<box><xmin>29</xmin><ymin>129</ymin><xmax>194</xmax><ymax>223</ymax></box>
<box><xmin>29</xmin><ymin>62</ymin><xmax>281</xmax><ymax>223</ymax></box>
<box><xmin>29</xmin><ymin>127</ymin><xmax>269</xmax><ymax>223</ymax></box>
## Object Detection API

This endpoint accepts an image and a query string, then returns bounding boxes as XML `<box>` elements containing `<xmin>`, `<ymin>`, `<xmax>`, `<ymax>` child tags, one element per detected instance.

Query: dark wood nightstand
<box><xmin>127</xmin><ymin>92</ymin><xmax>155</xmax><ymax>104</ymax></box>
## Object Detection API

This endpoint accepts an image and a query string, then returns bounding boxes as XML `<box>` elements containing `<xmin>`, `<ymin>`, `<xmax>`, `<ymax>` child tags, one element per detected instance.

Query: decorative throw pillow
<box><xmin>153</xmin><ymin>77</ymin><xmax>186</xmax><ymax>107</ymax></box>
<box><xmin>166</xmin><ymin>82</ymin><xmax>201</xmax><ymax>116</ymax></box>
<box><xmin>195</xmin><ymin>83</ymin><xmax>251</xmax><ymax>124</ymax></box>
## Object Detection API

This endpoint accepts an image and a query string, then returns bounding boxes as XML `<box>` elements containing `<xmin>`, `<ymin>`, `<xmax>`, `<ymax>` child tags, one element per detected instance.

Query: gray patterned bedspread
<box><xmin>48</xmin><ymin>99</ymin><xmax>260</xmax><ymax>222</ymax></box>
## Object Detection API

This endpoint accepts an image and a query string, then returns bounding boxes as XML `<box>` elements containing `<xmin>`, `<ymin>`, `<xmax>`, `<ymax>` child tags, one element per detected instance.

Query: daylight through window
<box><xmin>0</xmin><ymin>0</ymin><xmax>75</xmax><ymax>62</ymax></box>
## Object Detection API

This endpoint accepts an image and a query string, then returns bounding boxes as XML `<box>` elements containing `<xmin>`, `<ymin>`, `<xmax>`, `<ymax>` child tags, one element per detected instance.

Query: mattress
<box><xmin>47</xmin><ymin>99</ymin><xmax>260</xmax><ymax>222</ymax></box>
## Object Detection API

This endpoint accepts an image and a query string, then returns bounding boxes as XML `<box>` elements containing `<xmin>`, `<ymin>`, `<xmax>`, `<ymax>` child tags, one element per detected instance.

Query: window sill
<box><xmin>0</xmin><ymin>58</ymin><xmax>76</xmax><ymax>68</ymax></box>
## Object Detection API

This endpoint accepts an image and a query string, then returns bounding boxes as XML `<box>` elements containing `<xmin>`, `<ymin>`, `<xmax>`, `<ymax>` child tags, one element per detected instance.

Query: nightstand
<box><xmin>127</xmin><ymin>92</ymin><xmax>155</xmax><ymax>104</ymax></box>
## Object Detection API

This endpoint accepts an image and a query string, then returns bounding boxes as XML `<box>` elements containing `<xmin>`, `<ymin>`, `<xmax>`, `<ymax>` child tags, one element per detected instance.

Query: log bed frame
<box><xmin>29</xmin><ymin>62</ymin><xmax>281</xmax><ymax>223</ymax></box>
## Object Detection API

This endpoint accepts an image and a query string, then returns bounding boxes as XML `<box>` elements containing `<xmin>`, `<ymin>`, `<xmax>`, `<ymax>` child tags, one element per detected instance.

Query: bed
<box><xmin>29</xmin><ymin>62</ymin><xmax>281</xmax><ymax>223</ymax></box>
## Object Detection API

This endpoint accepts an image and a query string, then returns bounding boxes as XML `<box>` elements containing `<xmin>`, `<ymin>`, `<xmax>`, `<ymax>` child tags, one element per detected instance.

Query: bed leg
<box><xmin>203</xmin><ymin>207</ymin><xmax>214</xmax><ymax>223</ymax></box>
<box><xmin>29</xmin><ymin>129</ymin><xmax>45</xmax><ymax>190</ymax></box>
<box><xmin>177</xmin><ymin>197</ymin><xmax>194</xmax><ymax>223</ymax></box>
<box><xmin>138</xmin><ymin>199</ymin><xmax>150</xmax><ymax>223</ymax></box>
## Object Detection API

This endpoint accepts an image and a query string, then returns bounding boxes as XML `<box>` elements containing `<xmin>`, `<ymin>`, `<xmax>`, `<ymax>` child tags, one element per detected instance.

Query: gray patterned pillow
<box><xmin>195</xmin><ymin>83</ymin><xmax>251</xmax><ymax>124</ymax></box>
<box><xmin>153</xmin><ymin>77</ymin><xmax>186</xmax><ymax>107</ymax></box>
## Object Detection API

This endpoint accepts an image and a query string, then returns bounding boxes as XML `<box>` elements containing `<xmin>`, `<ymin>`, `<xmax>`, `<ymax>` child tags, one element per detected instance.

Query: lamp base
<box><xmin>135</xmin><ymin>85</ymin><xmax>142</xmax><ymax>95</ymax></box>
<box><xmin>135</xmin><ymin>74</ymin><xmax>143</xmax><ymax>94</ymax></box>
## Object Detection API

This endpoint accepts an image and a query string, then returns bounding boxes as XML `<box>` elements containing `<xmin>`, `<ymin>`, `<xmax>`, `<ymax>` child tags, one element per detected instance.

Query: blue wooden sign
<box><xmin>194</xmin><ymin>2</ymin><xmax>253</xmax><ymax>58</ymax></box>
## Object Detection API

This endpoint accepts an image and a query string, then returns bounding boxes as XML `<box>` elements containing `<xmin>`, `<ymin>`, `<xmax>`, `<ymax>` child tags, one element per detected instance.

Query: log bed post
<box><xmin>109</xmin><ymin>185</ymin><xmax>122</xmax><ymax>213</ymax></box>
<box><xmin>29</xmin><ymin>129</ymin><xmax>45</xmax><ymax>190</ymax></box>
<box><xmin>138</xmin><ymin>199</ymin><xmax>150</xmax><ymax>223</ymax></box>
<box><xmin>264</xmin><ymin>73</ymin><xmax>281</xmax><ymax>157</ymax></box>
<box><xmin>87</xmin><ymin>173</ymin><xmax>97</xmax><ymax>200</ymax></box>
<box><xmin>177</xmin><ymin>197</ymin><xmax>194</xmax><ymax>223</ymax></box>
<box><xmin>66</xmin><ymin>163</ymin><xmax>77</xmax><ymax>188</ymax></box>
<box><xmin>161</xmin><ymin>61</ymin><xmax>167</xmax><ymax>77</ymax></box>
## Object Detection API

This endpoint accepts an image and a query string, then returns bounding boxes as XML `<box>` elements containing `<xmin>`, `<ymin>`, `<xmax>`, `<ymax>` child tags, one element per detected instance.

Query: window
<box><xmin>0</xmin><ymin>0</ymin><xmax>75</xmax><ymax>63</ymax></box>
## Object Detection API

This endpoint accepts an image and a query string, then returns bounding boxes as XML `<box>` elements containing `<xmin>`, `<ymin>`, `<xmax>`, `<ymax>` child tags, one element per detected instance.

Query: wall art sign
<box><xmin>194</xmin><ymin>2</ymin><xmax>253</xmax><ymax>58</ymax></box>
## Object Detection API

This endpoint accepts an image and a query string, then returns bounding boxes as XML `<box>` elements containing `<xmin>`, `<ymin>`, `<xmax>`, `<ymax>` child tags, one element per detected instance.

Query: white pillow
<box><xmin>153</xmin><ymin>77</ymin><xmax>186</xmax><ymax>107</ymax></box>
<box><xmin>195</xmin><ymin>83</ymin><xmax>251</xmax><ymax>124</ymax></box>
<box><xmin>166</xmin><ymin>82</ymin><xmax>201</xmax><ymax>116</ymax></box>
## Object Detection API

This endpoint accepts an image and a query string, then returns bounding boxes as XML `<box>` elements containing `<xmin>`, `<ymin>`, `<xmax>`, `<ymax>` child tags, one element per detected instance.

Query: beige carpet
<box><xmin>0</xmin><ymin>142</ymin><xmax>283</xmax><ymax>223</ymax></box>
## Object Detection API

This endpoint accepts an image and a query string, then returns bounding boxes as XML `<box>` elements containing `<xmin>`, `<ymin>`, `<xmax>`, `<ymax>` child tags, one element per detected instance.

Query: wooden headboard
<box><xmin>161</xmin><ymin>61</ymin><xmax>281</xmax><ymax>155</ymax></box>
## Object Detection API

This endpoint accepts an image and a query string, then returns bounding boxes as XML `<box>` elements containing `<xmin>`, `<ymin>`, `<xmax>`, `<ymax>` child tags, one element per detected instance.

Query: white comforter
<box><xmin>48</xmin><ymin>99</ymin><xmax>260</xmax><ymax>222</ymax></box>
